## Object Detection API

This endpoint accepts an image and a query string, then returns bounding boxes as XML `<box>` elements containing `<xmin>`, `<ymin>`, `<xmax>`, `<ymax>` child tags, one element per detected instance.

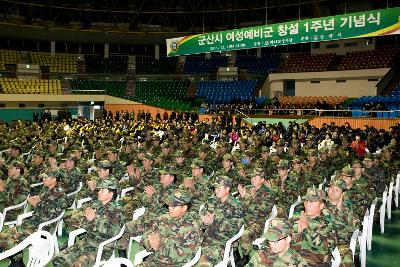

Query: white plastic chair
<box><xmin>288</xmin><ymin>195</ymin><xmax>301</xmax><ymax>219</ymax></box>
<box><xmin>67</xmin><ymin>182</ymin><xmax>83</xmax><ymax>209</ymax></box>
<box><xmin>182</xmin><ymin>247</ymin><xmax>202</xmax><ymax>267</ymax></box>
<box><xmin>387</xmin><ymin>181</ymin><xmax>394</xmax><ymax>220</ymax></box>
<box><xmin>367</xmin><ymin>198</ymin><xmax>378</xmax><ymax>251</ymax></box>
<box><xmin>133</xmin><ymin>249</ymin><xmax>153</xmax><ymax>266</ymax></box>
<box><xmin>68</xmin><ymin>228</ymin><xmax>87</xmax><ymax>248</ymax></box>
<box><xmin>252</xmin><ymin>205</ymin><xmax>278</xmax><ymax>249</ymax></box>
<box><xmin>331</xmin><ymin>247</ymin><xmax>341</xmax><ymax>267</ymax></box>
<box><xmin>102</xmin><ymin>257</ymin><xmax>134</xmax><ymax>267</ymax></box>
<box><xmin>30</xmin><ymin>182</ymin><xmax>43</xmax><ymax>189</ymax></box>
<box><xmin>38</xmin><ymin>210</ymin><xmax>65</xmax><ymax>254</ymax></box>
<box><xmin>76</xmin><ymin>197</ymin><xmax>92</xmax><ymax>209</ymax></box>
<box><xmin>358</xmin><ymin>209</ymin><xmax>369</xmax><ymax>267</ymax></box>
<box><xmin>214</xmin><ymin>225</ymin><xmax>245</xmax><ymax>267</ymax></box>
<box><xmin>0</xmin><ymin>212</ymin><xmax>4</xmax><ymax>232</ymax></box>
<box><xmin>379</xmin><ymin>187</ymin><xmax>388</xmax><ymax>233</ymax></box>
<box><xmin>395</xmin><ymin>174</ymin><xmax>400</xmax><ymax>208</ymax></box>
<box><xmin>94</xmin><ymin>225</ymin><xmax>126</xmax><ymax>267</ymax></box>
<box><xmin>349</xmin><ymin>229</ymin><xmax>359</xmax><ymax>262</ymax></box>
<box><xmin>132</xmin><ymin>207</ymin><xmax>146</xmax><ymax>221</ymax></box>
<box><xmin>0</xmin><ymin>230</ymin><xmax>54</xmax><ymax>267</ymax></box>
<box><xmin>116</xmin><ymin>187</ymin><xmax>136</xmax><ymax>201</ymax></box>
<box><xmin>2</xmin><ymin>199</ymin><xmax>28</xmax><ymax>227</ymax></box>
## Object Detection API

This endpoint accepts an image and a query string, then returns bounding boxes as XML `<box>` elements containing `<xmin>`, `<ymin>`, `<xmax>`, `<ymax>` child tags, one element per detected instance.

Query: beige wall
<box><xmin>0</xmin><ymin>94</ymin><xmax>139</xmax><ymax>108</ymax></box>
<box><xmin>266</xmin><ymin>68</ymin><xmax>389</xmax><ymax>98</ymax></box>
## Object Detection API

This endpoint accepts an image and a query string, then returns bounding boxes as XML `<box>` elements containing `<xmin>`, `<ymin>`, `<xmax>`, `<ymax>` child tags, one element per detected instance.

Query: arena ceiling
<box><xmin>0</xmin><ymin>0</ymin><xmax>394</xmax><ymax>33</ymax></box>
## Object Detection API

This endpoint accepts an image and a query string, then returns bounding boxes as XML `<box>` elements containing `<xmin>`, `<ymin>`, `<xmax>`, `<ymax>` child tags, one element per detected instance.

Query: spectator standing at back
<box><xmin>351</xmin><ymin>134</ymin><xmax>366</xmax><ymax>157</ymax></box>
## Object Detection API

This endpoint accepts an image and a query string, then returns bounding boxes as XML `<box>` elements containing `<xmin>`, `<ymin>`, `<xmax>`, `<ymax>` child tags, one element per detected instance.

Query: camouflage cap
<box><xmin>97</xmin><ymin>179</ymin><xmax>118</xmax><ymax>190</ymax></box>
<box><xmin>277</xmin><ymin>159</ymin><xmax>290</xmax><ymax>170</ymax></box>
<box><xmin>223</xmin><ymin>153</ymin><xmax>233</xmax><ymax>161</ymax></box>
<box><xmin>308</xmin><ymin>149</ymin><xmax>318</xmax><ymax>156</ymax></box>
<box><xmin>160</xmin><ymin>142</ymin><xmax>170</xmax><ymax>148</ymax></box>
<box><xmin>352</xmin><ymin>159</ymin><xmax>363</xmax><ymax>167</ymax></box>
<box><xmin>143</xmin><ymin>153</ymin><xmax>155</xmax><ymax>161</ymax></box>
<box><xmin>202</xmin><ymin>138</ymin><xmax>211</xmax><ymax>144</ymax></box>
<box><xmin>10</xmin><ymin>160</ymin><xmax>24</xmax><ymax>170</ymax></box>
<box><xmin>159</xmin><ymin>165</ymin><xmax>177</xmax><ymax>175</ymax></box>
<box><xmin>329</xmin><ymin>178</ymin><xmax>347</xmax><ymax>190</ymax></box>
<box><xmin>32</xmin><ymin>150</ymin><xmax>46</xmax><ymax>158</ymax></box>
<box><xmin>261</xmin><ymin>146</ymin><xmax>270</xmax><ymax>153</ymax></box>
<box><xmin>363</xmin><ymin>154</ymin><xmax>373</xmax><ymax>161</ymax></box>
<box><xmin>66</xmin><ymin>156</ymin><xmax>77</xmax><ymax>164</ymax></box>
<box><xmin>261</xmin><ymin>218</ymin><xmax>293</xmax><ymax>242</ymax></box>
<box><xmin>71</xmin><ymin>146</ymin><xmax>83</xmax><ymax>152</ymax></box>
<box><xmin>292</xmin><ymin>156</ymin><xmax>303</xmax><ymax>164</ymax></box>
<box><xmin>106</xmin><ymin>147</ymin><xmax>119</xmax><ymax>154</ymax></box>
<box><xmin>137</xmin><ymin>146</ymin><xmax>147</xmax><ymax>153</ymax></box>
<box><xmin>97</xmin><ymin>160</ymin><xmax>112</xmax><ymax>169</ymax></box>
<box><xmin>341</xmin><ymin>166</ymin><xmax>355</xmax><ymax>176</ymax></box>
<box><xmin>303</xmin><ymin>187</ymin><xmax>326</xmax><ymax>201</ymax></box>
<box><xmin>173</xmin><ymin>150</ymin><xmax>185</xmax><ymax>158</ymax></box>
<box><xmin>10</xmin><ymin>143</ymin><xmax>21</xmax><ymax>150</ymax></box>
<box><xmin>213</xmin><ymin>175</ymin><xmax>232</xmax><ymax>188</ymax></box>
<box><xmin>242</xmin><ymin>150</ymin><xmax>253</xmax><ymax>157</ymax></box>
<box><xmin>319</xmin><ymin>147</ymin><xmax>329</xmax><ymax>154</ymax></box>
<box><xmin>191</xmin><ymin>158</ymin><xmax>205</xmax><ymax>168</ymax></box>
<box><xmin>165</xmin><ymin>189</ymin><xmax>191</xmax><ymax>206</ymax></box>
<box><xmin>47</xmin><ymin>169</ymin><xmax>66</xmax><ymax>180</ymax></box>
<box><xmin>199</xmin><ymin>146</ymin><xmax>209</xmax><ymax>153</ymax></box>
<box><xmin>251</xmin><ymin>167</ymin><xmax>265</xmax><ymax>177</ymax></box>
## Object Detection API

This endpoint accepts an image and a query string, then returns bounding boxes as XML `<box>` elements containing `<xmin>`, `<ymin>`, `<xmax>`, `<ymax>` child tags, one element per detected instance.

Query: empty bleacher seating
<box><xmin>85</xmin><ymin>55</ymin><xmax>128</xmax><ymax>73</ymax></box>
<box><xmin>184</xmin><ymin>55</ymin><xmax>228</xmax><ymax>74</ymax></box>
<box><xmin>0</xmin><ymin>50</ymin><xmax>22</xmax><ymax>71</ymax></box>
<box><xmin>70</xmin><ymin>80</ymin><xmax>126</xmax><ymax>97</ymax></box>
<box><xmin>235</xmin><ymin>54</ymin><xmax>281</xmax><ymax>74</ymax></box>
<box><xmin>127</xmin><ymin>80</ymin><xmax>191</xmax><ymax>110</ymax></box>
<box><xmin>197</xmin><ymin>80</ymin><xmax>258</xmax><ymax>104</ymax></box>
<box><xmin>136</xmin><ymin>56</ymin><xmax>178</xmax><ymax>75</ymax></box>
<box><xmin>0</xmin><ymin>78</ymin><xmax>61</xmax><ymax>94</ymax></box>
<box><xmin>30</xmin><ymin>52</ymin><xmax>77</xmax><ymax>74</ymax></box>
<box><xmin>282</xmin><ymin>53</ymin><xmax>335</xmax><ymax>72</ymax></box>
<box><xmin>339</xmin><ymin>47</ymin><xmax>400</xmax><ymax>71</ymax></box>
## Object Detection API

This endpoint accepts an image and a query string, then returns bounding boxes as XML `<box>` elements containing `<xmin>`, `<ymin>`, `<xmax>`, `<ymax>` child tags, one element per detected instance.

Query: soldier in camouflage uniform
<box><xmin>362</xmin><ymin>155</ymin><xmax>386</xmax><ymax>194</ymax></box>
<box><xmin>0</xmin><ymin>161</ymin><xmax>30</xmax><ymax>221</ymax></box>
<box><xmin>318</xmin><ymin>147</ymin><xmax>336</xmax><ymax>179</ymax></box>
<box><xmin>180</xmin><ymin>158</ymin><xmax>212</xmax><ymax>211</ymax></box>
<box><xmin>197</xmin><ymin>175</ymin><xmax>245</xmax><ymax>267</ymax></box>
<box><xmin>118</xmin><ymin>189</ymin><xmax>201</xmax><ymax>267</ymax></box>
<box><xmin>26</xmin><ymin>150</ymin><xmax>47</xmax><ymax>184</ymax></box>
<box><xmin>216</xmin><ymin>154</ymin><xmax>240</xmax><ymax>188</ymax></box>
<box><xmin>246</xmin><ymin>218</ymin><xmax>309</xmax><ymax>267</ymax></box>
<box><xmin>60</xmin><ymin>156</ymin><xmax>82</xmax><ymax>194</ymax></box>
<box><xmin>325</xmin><ymin>178</ymin><xmax>359</xmax><ymax>267</ymax></box>
<box><xmin>53</xmin><ymin>180</ymin><xmax>124</xmax><ymax>267</ymax></box>
<box><xmin>70</xmin><ymin>146</ymin><xmax>87</xmax><ymax>172</ymax></box>
<box><xmin>0</xmin><ymin>171</ymin><xmax>69</xmax><ymax>253</ymax></box>
<box><xmin>171</xmin><ymin>150</ymin><xmax>191</xmax><ymax>182</ymax></box>
<box><xmin>291</xmin><ymin>188</ymin><xmax>338</xmax><ymax>266</ymax></box>
<box><xmin>106</xmin><ymin>147</ymin><xmax>126</xmax><ymax>180</ymax></box>
<box><xmin>303</xmin><ymin>149</ymin><xmax>324</xmax><ymax>185</ymax></box>
<box><xmin>237</xmin><ymin>168</ymin><xmax>275</xmax><ymax>258</ymax></box>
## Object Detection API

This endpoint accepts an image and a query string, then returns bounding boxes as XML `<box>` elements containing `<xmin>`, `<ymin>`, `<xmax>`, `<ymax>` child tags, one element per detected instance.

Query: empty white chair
<box><xmin>102</xmin><ymin>257</ymin><xmax>134</xmax><ymax>267</ymax></box>
<box><xmin>367</xmin><ymin>198</ymin><xmax>378</xmax><ymax>251</ymax></box>
<box><xmin>379</xmin><ymin>187</ymin><xmax>388</xmax><ymax>233</ymax></box>
<box><xmin>331</xmin><ymin>247</ymin><xmax>341</xmax><ymax>267</ymax></box>
<box><xmin>358</xmin><ymin>209</ymin><xmax>369</xmax><ymax>267</ymax></box>
<box><xmin>288</xmin><ymin>195</ymin><xmax>301</xmax><ymax>219</ymax></box>
<box><xmin>0</xmin><ymin>230</ymin><xmax>54</xmax><ymax>267</ymax></box>
<box><xmin>214</xmin><ymin>225</ymin><xmax>245</xmax><ymax>267</ymax></box>
<box><xmin>387</xmin><ymin>181</ymin><xmax>394</xmax><ymax>220</ymax></box>
<box><xmin>182</xmin><ymin>247</ymin><xmax>202</xmax><ymax>267</ymax></box>
<box><xmin>395</xmin><ymin>174</ymin><xmax>400</xmax><ymax>208</ymax></box>
<box><xmin>349</xmin><ymin>229</ymin><xmax>359</xmax><ymax>262</ymax></box>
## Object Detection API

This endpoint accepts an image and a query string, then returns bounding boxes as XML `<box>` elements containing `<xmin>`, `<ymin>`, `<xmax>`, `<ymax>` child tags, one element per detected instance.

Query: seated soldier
<box><xmin>0</xmin><ymin>161</ymin><xmax>30</xmax><ymax>217</ymax></box>
<box><xmin>197</xmin><ymin>175</ymin><xmax>244</xmax><ymax>267</ymax></box>
<box><xmin>118</xmin><ymin>189</ymin><xmax>201</xmax><ymax>267</ymax></box>
<box><xmin>246</xmin><ymin>218</ymin><xmax>308</xmax><ymax>266</ymax></box>
<box><xmin>53</xmin><ymin>180</ymin><xmax>124</xmax><ymax>267</ymax></box>
<box><xmin>0</xmin><ymin>171</ymin><xmax>68</xmax><ymax>253</ymax></box>
<box><xmin>291</xmin><ymin>188</ymin><xmax>338</xmax><ymax>266</ymax></box>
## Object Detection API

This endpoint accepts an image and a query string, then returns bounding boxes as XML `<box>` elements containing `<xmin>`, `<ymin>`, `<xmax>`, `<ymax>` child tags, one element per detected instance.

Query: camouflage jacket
<box><xmin>292</xmin><ymin>214</ymin><xmax>338</xmax><ymax>265</ymax></box>
<box><xmin>0</xmin><ymin>175</ymin><xmax>30</xmax><ymax>209</ymax></box>
<box><xmin>142</xmin><ymin>211</ymin><xmax>202</xmax><ymax>266</ymax></box>
<box><xmin>246</xmin><ymin>247</ymin><xmax>309</xmax><ymax>267</ymax></box>
<box><xmin>26</xmin><ymin>163</ymin><xmax>47</xmax><ymax>184</ymax></box>
<box><xmin>142</xmin><ymin>182</ymin><xmax>177</xmax><ymax>215</ymax></box>
<box><xmin>241</xmin><ymin>184</ymin><xmax>275</xmax><ymax>225</ymax></box>
<box><xmin>179</xmin><ymin>175</ymin><xmax>212</xmax><ymax>210</ymax></box>
<box><xmin>111</xmin><ymin>160</ymin><xmax>127</xmax><ymax>180</ymax></box>
<box><xmin>61</xmin><ymin>168</ymin><xmax>82</xmax><ymax>193</ymax></box>
<box><xmin>201</xmin><ymin>195</ymin><xmax>245</xmax><ymax>246</ymax></box>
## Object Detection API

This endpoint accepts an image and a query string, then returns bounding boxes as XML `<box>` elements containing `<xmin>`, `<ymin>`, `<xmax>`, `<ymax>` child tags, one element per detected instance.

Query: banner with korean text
<box><xmin>167</xmin><ymin>7</ymin><xmax>400</xmax><ymax>56</ymax></box>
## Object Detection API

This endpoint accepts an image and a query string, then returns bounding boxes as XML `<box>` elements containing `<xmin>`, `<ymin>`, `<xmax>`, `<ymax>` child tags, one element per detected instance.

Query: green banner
<box><xmin>167</xmin><ymin>7</ymin><xmax>400</xmax><ymax>56</ymax></box>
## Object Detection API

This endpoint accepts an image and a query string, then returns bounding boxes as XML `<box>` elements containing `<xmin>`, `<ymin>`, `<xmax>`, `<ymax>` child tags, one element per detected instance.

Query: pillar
<box><xmin>51</xmin><ymin>41</ymin><xmax>56</xmax><ymax>56</ymax></box>
<box><xmin>155</xmin><ymin>45</ymin><xmax>160</xmax><ymax>60</ymax></box>
<box><xmin>104</xmin><ymin>43</ymin><xmax>109</xmax><ymax>59</ymax></box>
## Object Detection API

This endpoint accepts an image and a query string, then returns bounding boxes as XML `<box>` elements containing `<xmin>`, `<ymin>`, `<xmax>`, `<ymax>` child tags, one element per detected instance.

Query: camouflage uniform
<box><xmin>291</xmin><ymin>188</ymin><xmax>338</xmax><ymax>266</ymax></box>
<box><xmin>246</xmin><ymin>218</ymin><xmax>309</xmax><ymax>267</ymax></box>
<box><xmin>53</xmin><ymin>181</ymin><xmax>124</xmax><ymax>267</ymax></box>
<box><xmin>198</xmin><ymin>176</ymin><xmax>245</xmax><ymax>267</ymax></box>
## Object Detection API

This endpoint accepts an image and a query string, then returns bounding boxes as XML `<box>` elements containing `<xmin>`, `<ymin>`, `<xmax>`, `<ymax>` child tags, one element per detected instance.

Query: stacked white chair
<box><xmin>359</xmin><ymin>209</ymin><xmax>369</xmax><ymax>267</ymax></box>
<box><xmin>367</xmin><ymin>198</ymin><xmax>378</xmax><ymax>251</ymax></box>
<box><xmin>387</xmin><ymin>180</ymin><xmax>394</xmax><ymax>220</ymax></box>
<box><xmin>214</xmin><ymin>225</ymin><xmax>245</xmax><ymax>267</ymax></box>
<box><xmin>379</xmin><ymin>187</ymin><xmax>388</xmax><ymax>233</ymax></box>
